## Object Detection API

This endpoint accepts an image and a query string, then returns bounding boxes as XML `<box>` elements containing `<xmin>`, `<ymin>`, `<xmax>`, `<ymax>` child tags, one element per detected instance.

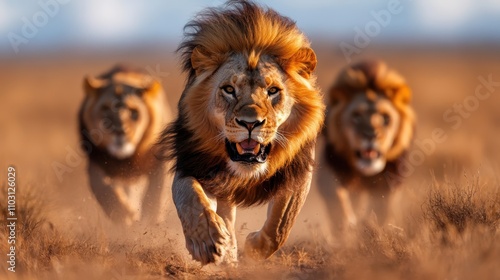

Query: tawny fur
<box><xmin>80</xmin><ymin>65</ymin><xmax>172</xmax><ymax>226</ymax></box>
<box><xmin>317</xmin><ymin>60</ymin><xmax>415</xmax><ymax>231</ymax></box>
<box><xmin>157</xmin><ymin>0</ymin><xmax>324</xmax><ymax>264</ymax></box>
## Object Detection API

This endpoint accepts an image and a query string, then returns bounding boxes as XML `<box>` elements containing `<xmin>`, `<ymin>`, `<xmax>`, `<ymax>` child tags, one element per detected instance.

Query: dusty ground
<box><xmin>1</xmin><ymin>43</ymin><xmax>500</xmax><ymax>279</ymax></box>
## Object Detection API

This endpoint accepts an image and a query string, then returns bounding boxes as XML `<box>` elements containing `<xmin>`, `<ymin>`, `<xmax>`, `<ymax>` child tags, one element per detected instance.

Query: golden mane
<box><xmin>328</xmin><ymin>60</ymin><xmax>415</xmax><ymax>161</ymax></box>
<box><xmin>81</xmin><ymin>65</ymin><xmax>167</xmax><ymax>175</ymax></box>
<box><xmin>330</xmin><ymin>60</ymin><xmax>411</xmax><ymax>105</ymax></box>
<box><xmin>178</xmin><ymin>0</ymin><xmax>314</xmax><ymax>82</ymax></box>
<box><xmin>157</xmin><ymin>0</ymin><xmax>324</xmax><ymax>206</ymax></box>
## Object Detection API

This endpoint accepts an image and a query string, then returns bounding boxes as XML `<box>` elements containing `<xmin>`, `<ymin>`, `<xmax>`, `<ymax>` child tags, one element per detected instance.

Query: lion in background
<box><xmin>157</xmin><ymin>0</ymin><xmax>324</xmax><ymax>265</ymax></box>
<box><xmin>317</xmin><ymin>60</ymin><xmax>415</xmax><ymax>232</ymax></box>
<box><xmin>80</xmin><ymin>65</ymin><xmax>172</xmax><ymax>226</ymax></box>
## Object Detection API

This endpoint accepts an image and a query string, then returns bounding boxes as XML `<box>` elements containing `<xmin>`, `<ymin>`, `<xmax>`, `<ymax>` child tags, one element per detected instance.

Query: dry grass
<box><xmin>2</xmin><ymin>48</ymin><xmax>500</xmax><ymax>279</ymax></box>
<box><xmin>5</xmin><ymin>174</ymin><xmax>500</xmax><ymax>275</ymax></box>
<box><xmin>0</xmin><ymin>186</ymin><xmax>203</xmax><ymax>279</ymax></box>
<box><xmin>424</xmin><ymin>175</ymin><xmax>500</xmax><ymax>236</ymax></box>
<box><xmin>3</xmin><ymin>174</ymin><xmax>499</xmax><ymax>279</ymax></box>
<box><xmin>227</xmin><ymin>174</ymin><xmax>500</xmax><ymax>280</ymax></box>
<box><xmin>312</xmin><ymin>175</ymin><xmax>500</xmax><ymax>280</ymax></box>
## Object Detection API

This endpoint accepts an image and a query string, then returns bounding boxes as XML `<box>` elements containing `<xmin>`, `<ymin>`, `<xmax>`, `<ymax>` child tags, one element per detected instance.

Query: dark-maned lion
<box><xmin>157</xmin><ymin>0</ymin><xmax>324</xmax><ymax>264</ymax></box>
<box><xmin>80</xmin><ymin>65</ymin><xmax>172</xmax><ymax>226</ymax></box>
<box><xmin>317</xmin><ymin>60</ymin><xmax>415</xmax><ymax>231</ymax></box>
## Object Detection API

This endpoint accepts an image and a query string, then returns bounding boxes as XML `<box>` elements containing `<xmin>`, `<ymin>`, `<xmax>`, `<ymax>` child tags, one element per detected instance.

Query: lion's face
<box><xmin>210</xmin><ymin>55</ymin><xmax>294</xmax><ymax>176</ymax></box>
<box><xmin>337</xmin><ymin>92</ymin><xmax>401</xmax><ymax>176</ymax></box>
<box><xmin>82</xmin><ymin>73</ymin><xmax>155</xmax><ymax>159</ymax></box>
<box><xmin>326</xmin><ymin>60</ymin><xmax>415</xmax><ymax>177</ymax></box>
<box><xmin>168</xmin><ymin>7</ymin><xmax>324</xmax><ymax>182</ymax></box>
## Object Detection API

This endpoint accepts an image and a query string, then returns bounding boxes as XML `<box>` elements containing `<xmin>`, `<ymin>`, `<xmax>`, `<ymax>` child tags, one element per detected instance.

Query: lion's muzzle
<box><xmin>225</xmin><ymin>117</ymin><xmax>270</xmax><ymax>163</ymax></box>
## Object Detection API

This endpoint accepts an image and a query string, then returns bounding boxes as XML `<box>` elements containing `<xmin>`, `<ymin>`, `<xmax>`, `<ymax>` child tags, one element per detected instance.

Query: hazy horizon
<box><xmin>1</xmin><ymin>0</ymin><xmax>500</xmax><ymax>55</ymax></box>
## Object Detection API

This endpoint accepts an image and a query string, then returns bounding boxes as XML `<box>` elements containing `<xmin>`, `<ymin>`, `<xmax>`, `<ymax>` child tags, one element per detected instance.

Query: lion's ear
<box><xmin>191</xmin><ymin>46</ymin><xmax>221</xmax><ymax>76</ymax></box>
<box><xmin>384</xmin><ymin>85</ymin><xmax>411</xmax><ymax>106</ymax></box>
<box><xmin>143</xmin><ymin>80</ymin><xmax>162</xmax><ymax>97</ymax></box>
<box><xmin>394</xmin><ymin>86</ymin><xmax>412</xmax><ymax>104</ymax></box>
<box><xmin>289</xmin><ymin>47</ymin><xmax>317</xmax><ymax>78</ymax></box>
<box><xmin>83</xmin><ymin>76</ymin><xmax>106</xmax><ymax>96</ymax></box>
<box><xmin>328</xmin><ymin>88</ymin><xmax>347</xmax><ymax>107</ymax></box>
<box><xmin>378</xmin><ymin>68</ymin><xmax>411</xmax><ymax>104</ymax></box>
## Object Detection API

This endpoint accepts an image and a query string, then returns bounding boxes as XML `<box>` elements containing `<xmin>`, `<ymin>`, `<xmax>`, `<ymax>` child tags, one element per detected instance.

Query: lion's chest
<box><xmin>198</xmin><ymin>170</ymin><xmax>281</xmax><ymax>207</ymax></box>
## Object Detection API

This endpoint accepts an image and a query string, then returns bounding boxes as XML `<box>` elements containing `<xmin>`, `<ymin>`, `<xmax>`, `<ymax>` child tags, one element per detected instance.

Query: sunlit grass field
<box><xmin>1</xmin><ymin>45</ymin><xmax>500</xmax><ymax>279</ymax></box>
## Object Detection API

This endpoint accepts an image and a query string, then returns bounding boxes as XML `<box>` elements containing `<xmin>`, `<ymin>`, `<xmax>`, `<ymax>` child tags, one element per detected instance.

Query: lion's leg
<box><xmin>113</xmin><ymin>183</ymin><xmax>145</xmax><ymax>225</ymax></box>
<box><xmin>317</xmin><ymin>183</ymin><xmax>346</xmax><ymax>235</ymax></box>
<box><xmin>245</xmin><ymin>170</ymin><xmax>312</xmax><ymax>260</ymax></box>
<box><xmin>155</xmin><ymin>170</ymin><xmax>173</xmax><ymax>224</ymax></box>
<box><xmin>370</xmin><ymin>187</ymin><xmax>402</xmax><ymax>226</ymax></box>
<box><xmin>317</xmin><ymin>180</ymin><xmax>353</xmax><ymax>235</ymax></box>
<box><xmin>315</xmin><ymin>156</ymin><xmax>349</xmax><ymax>235</ymax></box>
<box><xmin>387</xmin><ymin>187</ymin><xmax>403</xmax><ymax>226</ymax></box>
<box><xmin>370</xmin><ymin>191</ymin><xmax>389</xmax><ymax>225</ymax></box>
<box><xmin>336</xmin><ymin>187</ymin><xmax>358</xmax><ymax>227</ymax></box>
<box><xmin>88</xmin><ymin>164</ymin><xmax>134</xmax><ymax>225</ymax></box>
<box><xmin>172</xmin><ymin>173</ymin><xmax>231</xmax><ymax>265</ymax></box>
<box><xmin>216</xmin><ymin>200</ymin><xmax>238</xmax><ymax>264</ymax></box>
<box><xmin>142</xmin><ymin>165</ymin><xmax>167</xmax><ymax>224</ymax></box>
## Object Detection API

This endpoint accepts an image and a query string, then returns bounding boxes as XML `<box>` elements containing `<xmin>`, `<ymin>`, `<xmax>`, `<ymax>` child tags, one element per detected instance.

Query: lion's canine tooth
<box><xmin>252</xmin><ymin>143</ymin><xmax>261</xmax><ymax>155</ymax></box>
<box><xmin>236</xmin><ymin>143</ymin><xmax>244</xmax><ymax>155</ymax></box>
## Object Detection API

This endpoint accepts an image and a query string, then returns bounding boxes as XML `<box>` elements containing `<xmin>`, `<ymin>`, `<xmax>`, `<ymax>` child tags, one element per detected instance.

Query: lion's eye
<box><xmin>382</xmin><ymin>113</ymin><xmax>391</xmax><ymax>125</ymax></box>
<box><xmin>101</xmin><ymin>105</ymin><xmax>111</xmax><ymax>112</ymax></box>
<box><xmin>352</xmin><ymin>112</ymin><xmax>362</xmax><ymax>123</ymax></box>
<box><xmin>221</xmin><ymin>85</ymin><xmax>235</xmax><ymax>96</ymax></box>
<box><xmin>130</xmin><ymin>108</ymin><xmax>139</xmax><ymax>121</ymax></box>
<box><xmin>267</xmin><ymin>86</ymin><xmax>281</xmax><ymax>96</ymax></box>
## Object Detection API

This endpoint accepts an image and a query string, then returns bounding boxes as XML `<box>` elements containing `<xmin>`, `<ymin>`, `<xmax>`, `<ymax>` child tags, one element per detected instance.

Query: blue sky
<box><xmin>1</xmin><ymin>0</ymin><xmax>500</xmax><ymax>55</ymax></box>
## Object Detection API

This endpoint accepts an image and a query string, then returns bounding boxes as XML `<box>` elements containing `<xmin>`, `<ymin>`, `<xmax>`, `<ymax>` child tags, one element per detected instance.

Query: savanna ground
<box><xmin>1</xmin><ymin>43</ymin><xmax>500</xmax><ymax>279</ymax></box>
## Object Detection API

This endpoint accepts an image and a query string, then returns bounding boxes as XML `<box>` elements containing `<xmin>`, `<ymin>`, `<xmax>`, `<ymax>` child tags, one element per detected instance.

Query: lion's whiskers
<box><xmin>274</xmin><ymin>131</ymin><xmax>289</xmax><ymax>148</ymax></box>
<box><xmin>209</xmin><ymin>131</ymin><xmax>226</xmax><ymax>143</ymax></box>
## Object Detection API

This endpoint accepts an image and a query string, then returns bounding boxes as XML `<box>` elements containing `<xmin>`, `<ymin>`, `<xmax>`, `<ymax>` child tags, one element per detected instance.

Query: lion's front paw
<box><xmin>244</xmin><ymin>231</ymin><xmax>278</xmax><ymax>260</ymax></box>
<box><xmin>181</xmin><ymin>209</ymin><xmax>231</xmax><ymax>265</ymax></box>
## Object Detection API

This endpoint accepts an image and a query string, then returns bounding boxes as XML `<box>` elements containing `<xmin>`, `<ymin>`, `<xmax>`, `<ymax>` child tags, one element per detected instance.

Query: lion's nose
<box><xmin>235</xmin><ymin>118</ymin><xmax>265</xmax><ymax>132</ymax></box>
<box><xmin>362</xmin><ymin>128</ymin><xmax>379</xmax><ymax>140</ymax></box>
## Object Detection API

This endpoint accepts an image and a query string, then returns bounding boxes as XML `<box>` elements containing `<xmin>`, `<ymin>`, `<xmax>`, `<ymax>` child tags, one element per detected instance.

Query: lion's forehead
<box><xmin>347</xmin><ymin>94</ymin><xmax>398</xmax><ymax>114</ymax></box>
<box><xmin>111</xmin><ymin>72</ymin><xmax>152</xmax><ymax>88</ymax></box>
<box><xmin>221</xmin><ymin>55</ymin><xmax>285</xmax><ymax>88</ymax></box>
<box><xmin>97</xmin><ymin>87</ymin><xmax>144</xmax><ymax>104</ymax></box>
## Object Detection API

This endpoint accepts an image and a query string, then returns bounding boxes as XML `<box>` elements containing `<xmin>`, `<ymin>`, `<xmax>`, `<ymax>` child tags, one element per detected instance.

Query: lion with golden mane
<box><xmin>80</xmin><ymin>65</ymin><xmax>172</xmax><ymax>226</ymax></box>
<box><xmin>157</xmin><ymin>0</ymin><xmax>324</xmax><ymax>264</ymax></box>
<box><xmin>317</xmin><ymin>60</ymin><xmax>415</xmax><ymax>231</ymax></box>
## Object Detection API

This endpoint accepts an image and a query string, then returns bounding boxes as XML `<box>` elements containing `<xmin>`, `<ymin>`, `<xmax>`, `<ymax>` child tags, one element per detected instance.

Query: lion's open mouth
<box><xmin>225</xmin><ymin>139</ymin><xmax>271</xmax><ymax>163</ymax></box>
<box><xmin>355</xmin><ymin>148</ymin><xmax>381</xmax><ymax>161</ymax></box>
<box><xmin>354</xmin><ymin>148</ymin><xmax>386</xmax><ymax>176</ymax></box>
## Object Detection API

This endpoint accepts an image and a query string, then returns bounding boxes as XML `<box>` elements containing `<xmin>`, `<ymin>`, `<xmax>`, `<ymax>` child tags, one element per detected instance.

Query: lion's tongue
<box><xmin>362</xmin><ymin>149</ymin><xmax>379</xmax><ymax>159</ymax></box>
<box><xmin>236</xmin><ymin>139</ymin><xmax>260</xmax><ymax>155</ymax></box>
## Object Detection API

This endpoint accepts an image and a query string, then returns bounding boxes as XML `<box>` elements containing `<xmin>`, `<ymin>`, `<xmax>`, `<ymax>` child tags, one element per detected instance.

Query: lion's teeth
<box><xmin>362</xmin><ymin>149</ymin><xmax>378</xmax><ymax>159</ymax></box>
<box><xmin>252</xmin><ymin>143</ymin><xmax>261</xmax><ymax>155</ymax></box>
<box><xmin>235</xmin><ymin>142</ymin><xmax>261</xmax><ymax>155</ymax></box>
<box><xmin>236</xmin><ymin>143</ymin><xmax>244</xmax><ymax>155</ymax></box>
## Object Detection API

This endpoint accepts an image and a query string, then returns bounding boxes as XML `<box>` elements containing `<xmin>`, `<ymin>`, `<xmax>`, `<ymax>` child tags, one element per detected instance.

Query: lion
<box><xmin>79</xmin><ymin>65</ymin><xmax>172</xmax><ymax>226</ymax></box>
<box><xmin>157</xmin><ymin>0</ymin><xmax>324</xmax><ymax>265</ymax></box>
<box><xmin>317</xmin><ymin>60</ymin><xmax>415</xmax><ymax>232</ymax></box>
